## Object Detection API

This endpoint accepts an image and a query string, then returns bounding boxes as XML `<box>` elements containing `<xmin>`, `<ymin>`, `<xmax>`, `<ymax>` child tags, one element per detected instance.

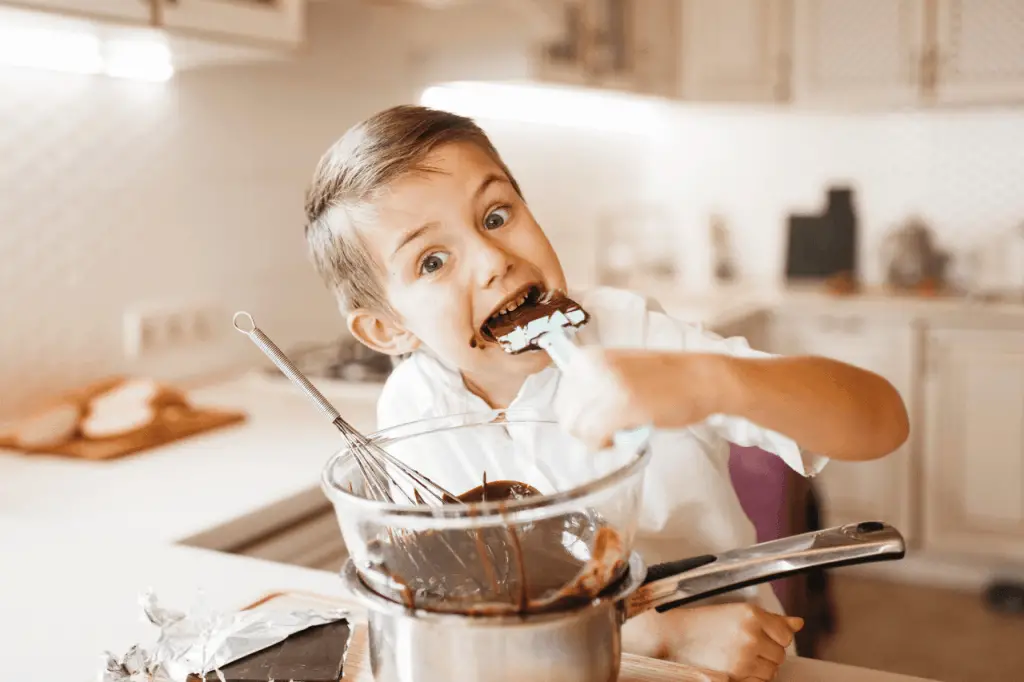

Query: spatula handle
<box><xmin>537</xmin><ymin>327</ymin><xmax>653</xmax><ymax>452</ymax></box>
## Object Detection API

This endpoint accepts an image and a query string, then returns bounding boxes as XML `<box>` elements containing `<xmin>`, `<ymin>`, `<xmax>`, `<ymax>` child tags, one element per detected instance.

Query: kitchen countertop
<box><xmin>0</xmin><ymin>520</ymin><xmax>939</xmax><ymax>682</ymax></box>
<box><xmin>650</xmin><ymin>282</ymin><xmax>1024</xmax><ymax>329</ymax></box>
<box><xmin>0</xmin><ymin>372</ymin><xmax>384</xmax><ymax>549</ymax></box>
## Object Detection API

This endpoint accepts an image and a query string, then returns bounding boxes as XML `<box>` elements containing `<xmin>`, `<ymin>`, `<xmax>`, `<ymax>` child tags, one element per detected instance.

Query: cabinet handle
<box><xmin>923</xmin><ymin>46</ymin><xmax>939</xmax><ymax>92</ymax></box>
<box><xmin>842</xmin><ymin>316</ymin><xmax>863</xmax><ymax>334</ymax></box>
<box><xmin>909</xmin><ymin>48</ymin><xmax>921</xmax><ymax>85</ymax></box>
<box><xmin>775</xmin><ymin>53</ymin><xmax>792</xmax><ymax>101</ymax></box>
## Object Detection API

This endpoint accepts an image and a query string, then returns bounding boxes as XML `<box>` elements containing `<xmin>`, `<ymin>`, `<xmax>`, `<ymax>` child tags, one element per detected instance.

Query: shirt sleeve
<box><xmin>645</xmin><ymin>308</ymin><xmax>829</xmax><ymax>478</ymax></box>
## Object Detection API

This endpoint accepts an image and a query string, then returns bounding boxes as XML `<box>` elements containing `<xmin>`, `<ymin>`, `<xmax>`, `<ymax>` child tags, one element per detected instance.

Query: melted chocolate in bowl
<box><xmin>364</xmin><ymin>477</ymin><xmax>628</xmax><ymax>615</ymax></box>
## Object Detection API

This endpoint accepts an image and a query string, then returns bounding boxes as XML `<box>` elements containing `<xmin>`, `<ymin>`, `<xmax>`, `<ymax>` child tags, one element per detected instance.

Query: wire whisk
<box><xmin>231</xmin><ymin>312</ymin><xmax>460</xmax><ymax>507</ymax></box>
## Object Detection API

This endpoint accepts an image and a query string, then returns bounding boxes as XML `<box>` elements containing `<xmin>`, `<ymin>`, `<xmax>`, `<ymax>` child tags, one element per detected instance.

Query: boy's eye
<box><xmin>483</xmin><ymin>207</ymin><xmax>511</xmax><ymax>230</ymax></box>
<box><xmin>419</xmin><ymin>251</ymin><xmax>449</xmax><ymax>275</ymax></box>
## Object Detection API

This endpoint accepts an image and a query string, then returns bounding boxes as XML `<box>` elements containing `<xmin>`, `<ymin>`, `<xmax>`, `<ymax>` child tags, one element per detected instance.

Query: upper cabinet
<box><xmin>4</xmin><ymin>0</ymin><xmax>307</xmax><ymax>49</ymax></box>
<box><xmin>531</xmin><ymin>0</ymin><xmax>679</xmax><ymax>96</ymax></box>
<box><xmin>929</xmin><ymin>0</ymin><xmax>1024</xmax><ymax>105</ymax></box>
<box><xmin>679</xmin><ymin>0</ymin><xmax>791</xmax><ymax>103</ymax></box>
<box><xmin>540</xmin><ymin>0</ymin><xmax>1024</xmax><ymax>108</ymax></box>
<box><xmin>790</xmin><ymin>0</ymin><xmax>926</xmax><ymax>107</ymax></box>
<box><xmin>155</xmin><ymin>0</ymin><xmax>306</xmax><ymax>47</ymax></box>
<box><xmin>10</xmin><ymin>0</ymin><xmax>151</xmax><ymax>22</ymax></box>
<box><xmin>533</xmin><ymin>0</ymin><xmax>625</xmax><ymax>90</ymax></box>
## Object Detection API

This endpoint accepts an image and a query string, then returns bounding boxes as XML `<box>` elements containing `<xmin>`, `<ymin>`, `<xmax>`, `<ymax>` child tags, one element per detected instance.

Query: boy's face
<box><xmin>349</xmin><ymin>141</ymin><xmax>567</xmax><ymax>380</ymax></box>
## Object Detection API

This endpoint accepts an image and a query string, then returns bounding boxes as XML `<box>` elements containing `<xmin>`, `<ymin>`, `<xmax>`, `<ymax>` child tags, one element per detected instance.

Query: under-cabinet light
<box><xmin>0</xmin><ymin>16</ymin><xmax>173</xmax><ymax>83</ymax></box>
<box><xmin>419</xmin><ymin>81</ymin><xmax>667</xmax><ymax>135</ymax></box>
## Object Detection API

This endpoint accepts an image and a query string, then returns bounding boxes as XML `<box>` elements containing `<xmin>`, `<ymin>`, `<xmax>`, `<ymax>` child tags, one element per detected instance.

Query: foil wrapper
<box><xmin>99</xmin><ymin>589</ymin><xmax>351</xmax><ymax>682</ymax></box>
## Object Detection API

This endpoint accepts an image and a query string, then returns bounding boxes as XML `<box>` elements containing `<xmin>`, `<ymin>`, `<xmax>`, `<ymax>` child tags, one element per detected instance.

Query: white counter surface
<box><xmin>0</xmin><ymin>373</ymin><xmax>383</xmax><ymax>548</ymax></box>
<box><xmin>0</xmin><ymin>521</ymin><xmax>937</xmax><ymax>682</ymax></box>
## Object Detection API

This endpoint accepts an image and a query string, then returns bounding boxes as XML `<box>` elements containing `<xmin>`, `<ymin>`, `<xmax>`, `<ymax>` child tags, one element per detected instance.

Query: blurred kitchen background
<box><xmin>1</xmin><ymin>1</ymin><xmax>1023</xmax><ymax>680</ymax></box>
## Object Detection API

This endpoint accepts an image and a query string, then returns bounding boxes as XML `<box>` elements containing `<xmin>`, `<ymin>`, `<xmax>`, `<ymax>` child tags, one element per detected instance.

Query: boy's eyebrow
<box><xmin>474</xmin><ymin>172</ymin><xmax>508</xmax><ymax>200</ymax></box>
<box><xmin>392</xmin><ymin>222</ymin><xmax>438</xmax><ymax>259</ymax></box>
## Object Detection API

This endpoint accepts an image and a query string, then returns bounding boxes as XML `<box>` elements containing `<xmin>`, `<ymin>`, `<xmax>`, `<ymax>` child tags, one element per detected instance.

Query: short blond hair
<box><xmin>304</xmin><ymin>105</ymin><xmax>522</xmax><ymax>312</ymax></box>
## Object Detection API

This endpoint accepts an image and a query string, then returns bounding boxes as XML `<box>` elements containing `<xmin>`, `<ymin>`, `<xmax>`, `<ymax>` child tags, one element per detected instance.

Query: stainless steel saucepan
<box><xmin>340</xmin><ymin>521</ymin><xmax>906</xmax><ymax>682</ymax></box>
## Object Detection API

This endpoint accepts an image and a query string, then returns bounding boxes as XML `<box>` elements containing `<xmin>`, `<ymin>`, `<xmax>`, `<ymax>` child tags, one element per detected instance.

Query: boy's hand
<box><xmin>554</xmin><ymin>347</ymin><xmax>727</xmax><ymax>450</ymax></box>
<box><xmin>623</xmin><ymin>603</ymin><xmax>804</xmax><ymax>681</ymax></box>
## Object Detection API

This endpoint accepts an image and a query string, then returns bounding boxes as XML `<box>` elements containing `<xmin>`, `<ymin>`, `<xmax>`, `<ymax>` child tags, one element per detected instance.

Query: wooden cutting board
<box><xmin>0</xmin><ymin>406</ymin><xmax>246</xmax><ymax>460</ymax></box>
<box><xmin>0</xmin><ymin>376</ymin><xmax>246</xmax><ymax>460</ymax></box>
<box><xmin>242</xmin><ymin>591</ymin><xmax>729</xmax><ymax>682</ymax></box>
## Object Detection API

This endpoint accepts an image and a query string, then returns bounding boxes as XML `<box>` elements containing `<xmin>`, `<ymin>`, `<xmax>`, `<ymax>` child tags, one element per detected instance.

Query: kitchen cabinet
<box><xmin>524</xmin><ymin>0</ymin><xmax>1024</xmax><ymax>108</ymax></box>
<box><xmin>711</xmin><ymin>309</ymin><xmax>772</xmax><ymax>352</ymax></box>
<box><xmin>769</xmin><ymin>310</ymin><xmax>916</xmax><ymax>539</ymax></box>
<box><xmin>929</xmin><ymin>0</ymin><xmax>1024</xmax><ymax>105</ymax></box>
<box><xmin>921</xmin><ymin>327</ymin><xmax>1024</xmax><ymax>562</ymax></box>
<box><xmin>625</xmin><ymin>0</ymin><xmax>680</xmax><ymax>97</ymax></box>
<box><xmin>155</xmin><ymin>0</ymin><xmax>305</xmax><ymax>47</ymax></box>
<box><xmin>789</xmin><ymin>0</ymin><xmax>926</xmax><ymax>106</ymax></box>
<box><xmin>532</xmin><ymin>0</ymin><xmax>678</xmax><ymax>95</ymax></box>
<box><xmin>6</xmin><ymin>0</ymin><xmax>151</xmax><ymax>22</ymax></box>
<box><xmin>678</xmin><ymin>0</ymin><xmax>792</xmax><ymax>103</ymax></box>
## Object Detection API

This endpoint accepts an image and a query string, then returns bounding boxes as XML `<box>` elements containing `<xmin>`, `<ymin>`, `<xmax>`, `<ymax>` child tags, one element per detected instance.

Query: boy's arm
<box><xmin>639</xmin><ymin>350</ymin><xmax>909</xmax><ymax>462</ymax></box>
<box><xmin>557</xmin><ymin>297</ymin><xmax>908</xmax><ymax>466</ymax></box>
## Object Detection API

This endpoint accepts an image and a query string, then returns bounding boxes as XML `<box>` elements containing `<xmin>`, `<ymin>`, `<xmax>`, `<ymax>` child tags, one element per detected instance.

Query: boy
<box><xmin>304</xmin><ymin>105</ymin><xmax>909</xmax><ymax>681</ymax></box>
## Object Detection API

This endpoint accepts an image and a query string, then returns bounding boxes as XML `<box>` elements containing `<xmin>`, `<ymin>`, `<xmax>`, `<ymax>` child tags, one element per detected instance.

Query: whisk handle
<box><xmin>233</xmin><ymin>311</ymin><xmax>341</xmax><ymax>423</ymax></box>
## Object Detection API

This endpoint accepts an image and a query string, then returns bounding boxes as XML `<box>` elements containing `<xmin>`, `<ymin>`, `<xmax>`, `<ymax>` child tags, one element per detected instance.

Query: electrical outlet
<box><xmin>123</xmin><ymin>301</ymin><xmax>225</xmax><ymax>359</ymax></box>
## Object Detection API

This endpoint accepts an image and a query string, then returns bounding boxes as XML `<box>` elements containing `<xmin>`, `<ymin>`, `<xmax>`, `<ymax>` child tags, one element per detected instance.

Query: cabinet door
<box><xmin>932</xmin><ymin>0</ymin><xmax>1024</xmax><ymax>104</ymax></box>
<box><xmin>922</xmin><ymin>329</ymin><xmax>1024</xmax><ymax>561</ymax></box>
<box><xmin>533</xmin><ymin>0</ymin><xmax>591</xmax><ymax>87</ymax></box>
<box><xmin>790</xmin><ymin>0</ymin><xmax>926</xmax><ymax>106</ymax></box>
<box><xmin>711</xmin><ymin>310</ymin><xmax>771</xmax><ymax>353</ymax></box>
<box><xmin>533</xmin><ymin>0</ymin><xmax>650</xmax><ymax>92</ymax></box>
<box><xmin>770</xmin><ymin>312</ymin><xmax>916</xmax><ymax>538</ymax></box>
<box><xmin>11</xmin><ymin>0</ymin><xmax>151</xmax><ymax>22</ymax></box>
<box><xmin>679</xmin><ymin>0</ymin><xmax>791</xmax><ymax>103</ymax></box>
<box><xmin>627</xmin><ymin>0</ymin><xmax>680</xmax><ymax>97</ymax></box>
<box><xmin>157</xmin><ymin>0</ymin><xmax>305</xmax><ymax>46</ymax></box>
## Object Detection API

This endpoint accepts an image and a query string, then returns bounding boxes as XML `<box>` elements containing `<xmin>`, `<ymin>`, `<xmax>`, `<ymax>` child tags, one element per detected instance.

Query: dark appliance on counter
<box><xmin>784</xmin><ymin>186</ymin><xmax>859</xmax><ymax>283</ymax></box>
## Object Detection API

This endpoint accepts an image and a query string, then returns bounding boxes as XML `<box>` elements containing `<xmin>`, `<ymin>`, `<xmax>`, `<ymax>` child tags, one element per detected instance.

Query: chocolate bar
<box><xmin>486</xmin><ymin>292</ymin><xmax>589</xmax><ymax>354</ymax></box>
<box><xmin>201</xmin><ymin>619</ymin><xmax>351</xmax><ymax>682</ymax></box>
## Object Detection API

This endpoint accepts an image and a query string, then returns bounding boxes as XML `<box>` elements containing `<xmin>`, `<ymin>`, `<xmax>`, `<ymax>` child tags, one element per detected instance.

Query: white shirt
<box><xmin>375</xmin><ymin>286</ymin><xmax>828</xmax><ymax>615</ymax></box>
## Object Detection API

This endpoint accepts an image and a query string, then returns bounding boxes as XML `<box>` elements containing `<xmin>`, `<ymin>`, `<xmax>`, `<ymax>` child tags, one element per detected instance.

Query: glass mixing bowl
<box><xmin>320</xmin><ymin>409</ymin><xmax>652</xmax><ymax>615</ymax></box>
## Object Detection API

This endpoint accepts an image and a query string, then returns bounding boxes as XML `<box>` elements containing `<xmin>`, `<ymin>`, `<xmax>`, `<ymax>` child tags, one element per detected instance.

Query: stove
<box><xmin>258</xmin><ymin>336</ymin><xmax>396</xmax><ymax>386</ymax></box>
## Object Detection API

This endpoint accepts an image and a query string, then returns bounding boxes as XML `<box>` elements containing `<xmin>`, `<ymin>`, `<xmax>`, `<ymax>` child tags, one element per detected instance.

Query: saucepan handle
<box><xmin>624</xmin><ymin>521</ymin><xmax>905</xmax><ymax>620</ymax></box>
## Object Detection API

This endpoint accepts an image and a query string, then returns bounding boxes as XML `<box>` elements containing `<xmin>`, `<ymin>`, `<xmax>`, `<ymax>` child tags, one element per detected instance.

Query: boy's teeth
<box><xmin>497</xmin><ymin>292</ymin><xmax>531</xmax><ymax>317</ymax></box>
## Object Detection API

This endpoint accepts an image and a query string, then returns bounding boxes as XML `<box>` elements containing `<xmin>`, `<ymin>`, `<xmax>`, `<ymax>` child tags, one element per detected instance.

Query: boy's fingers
<box><xmin>757</xmin><ymin>641</ymin><xmax>787</xmax><ymax>666</ymax></box>
<box><xmin>786</xmin><ymin>616</ymin><xmax>805</xmax><ymax>631</ymax></box>
<box><xmin>759</xmin><ymin>614</ymin><xmax>796</xmax><ymax>648</ymax></box>
<box><xmin>739</xmin><ymin>655</ymin><xmax>779</xmax><ymax>681</ymax></box>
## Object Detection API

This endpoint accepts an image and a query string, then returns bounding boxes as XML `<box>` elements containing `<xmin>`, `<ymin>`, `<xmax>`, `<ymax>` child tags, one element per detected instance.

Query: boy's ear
<box><xmin>347</xmin><ymin>308</ymin><xmax>420</xmax><ymax>356</ymax></box>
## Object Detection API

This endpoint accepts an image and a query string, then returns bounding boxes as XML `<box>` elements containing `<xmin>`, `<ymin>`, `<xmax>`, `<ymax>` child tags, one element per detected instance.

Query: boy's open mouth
<box><xmin>479</xmin><ymin>284</ymin><xmax>547</xmax><ymax>343</ymax></box>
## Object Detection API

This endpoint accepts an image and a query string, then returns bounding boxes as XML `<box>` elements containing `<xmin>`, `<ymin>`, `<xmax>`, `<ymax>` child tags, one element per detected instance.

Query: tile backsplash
<box><xmin>639</xmin><ymin>105</ymin><xmax>1024</xmax><ymax>293</ymax></box>
<box><xmin>2</xmin><ymin>1</ymin><xmax>1024</xmax><ymax>415</ymax></box>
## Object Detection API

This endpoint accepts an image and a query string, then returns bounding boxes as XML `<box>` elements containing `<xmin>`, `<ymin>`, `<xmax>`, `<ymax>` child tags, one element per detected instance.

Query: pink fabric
<box><xmin>728</xmin><ymin>443</ymin><xmax>791</xmax><ymax>604</ymax></box>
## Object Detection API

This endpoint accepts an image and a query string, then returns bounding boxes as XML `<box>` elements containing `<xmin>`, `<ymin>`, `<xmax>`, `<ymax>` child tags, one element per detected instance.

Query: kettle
<box><xmin>881</xmin><ymin>217</ymin><xmax>948</xmax><ymax>292</ymax></box>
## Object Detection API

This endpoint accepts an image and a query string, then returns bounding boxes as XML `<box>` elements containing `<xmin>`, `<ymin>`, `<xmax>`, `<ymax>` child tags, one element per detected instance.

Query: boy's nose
<box><xmin>473</xmin><ymin>236</ymin><xmax>515</xmax><ymax>288</ymax></box>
